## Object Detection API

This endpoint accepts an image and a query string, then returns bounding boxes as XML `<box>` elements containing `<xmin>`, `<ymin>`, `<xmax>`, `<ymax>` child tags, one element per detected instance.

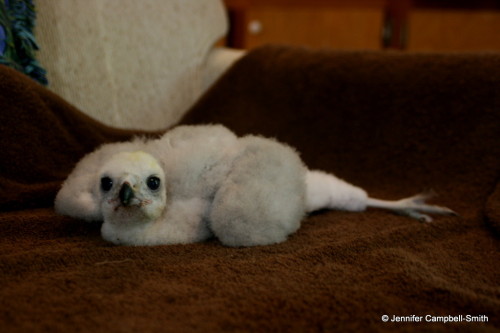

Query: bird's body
<box><xmin>55</xmin><ymin>124</ymin><xmax>455</xmax><ymax>247</ymax></box>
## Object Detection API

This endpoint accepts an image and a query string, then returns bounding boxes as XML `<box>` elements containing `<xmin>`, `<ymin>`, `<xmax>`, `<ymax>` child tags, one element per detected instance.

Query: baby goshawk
<box><xmin>55</xmin><ymin>125</ymin><xmax>455</xmax><ymax>247</ymax></box>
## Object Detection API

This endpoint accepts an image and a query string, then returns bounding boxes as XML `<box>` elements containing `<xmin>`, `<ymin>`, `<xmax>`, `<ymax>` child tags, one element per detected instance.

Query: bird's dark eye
<box><xmin>100</xmin><ymin>177</ymin><xmax>113</xmax><ymax>192</ymax></box>
<box><xmin>146</xmin><ymin>176</ymin><xmax>161</xmax><ymax>190</ymax></box>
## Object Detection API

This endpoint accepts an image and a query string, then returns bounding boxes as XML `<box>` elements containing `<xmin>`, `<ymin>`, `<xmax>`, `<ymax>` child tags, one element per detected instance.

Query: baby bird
<box><xmin>55</xmin><ymin>124</ymin><xmax>455</xmax><ymax>247</ymax></box>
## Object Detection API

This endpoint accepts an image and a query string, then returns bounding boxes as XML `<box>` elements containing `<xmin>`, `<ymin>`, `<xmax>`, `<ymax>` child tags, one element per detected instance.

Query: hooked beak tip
<box><xmin>119</xmin><ymin>182</ymin><xmax>135</xmax><ymax>206</ymax></box>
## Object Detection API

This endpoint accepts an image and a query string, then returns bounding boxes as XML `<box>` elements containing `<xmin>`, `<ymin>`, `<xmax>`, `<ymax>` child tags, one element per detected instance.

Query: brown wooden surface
<box><xmin>224</xmin><ymin>0</ymin><xmax>500</xmax><ymax>51</ymax></box>
<box><xmin>244</xmin><ymin>7</ymin><xmax>384</xmax><ymax>50</ymax></box>
<box><xmin>408</xmin><ymin>9</ymin><xmax>500</xmax><ymax>51</ymax></box>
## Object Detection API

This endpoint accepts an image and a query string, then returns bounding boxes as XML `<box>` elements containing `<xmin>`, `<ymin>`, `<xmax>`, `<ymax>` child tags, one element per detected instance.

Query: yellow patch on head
<box><xmin>120</xmin><ymin>151</ymin><xmax>159</xmax><ymax>168</ymax></box>
<box><xmin>102</xmin><ymin>151</ymin><xmax>163</xmax><ymax>178</ymax></box>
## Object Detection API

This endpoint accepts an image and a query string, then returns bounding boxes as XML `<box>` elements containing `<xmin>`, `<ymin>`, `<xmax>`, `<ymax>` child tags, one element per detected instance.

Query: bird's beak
<box><xmin>119</xmin><ymin>182</ymin><xmax>135</xmax><ymax>206</ymax></box>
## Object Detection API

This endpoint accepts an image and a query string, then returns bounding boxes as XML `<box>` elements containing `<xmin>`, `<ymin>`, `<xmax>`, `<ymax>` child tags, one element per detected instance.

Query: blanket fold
<box><xmin>0</xmin><ymin>65</ymin><xmax>158</xmax><ymax>210</ymax></box>
<box><xmin>1</xmin><ymin>46</ymin><xmax>499</xmax><ymax>332</ymax></box>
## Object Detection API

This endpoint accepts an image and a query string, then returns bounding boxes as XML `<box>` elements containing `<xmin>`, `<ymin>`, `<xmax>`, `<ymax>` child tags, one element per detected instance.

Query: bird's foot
<box><xmin>391</xmin><ymin>192</ymin><xmax>458</xmax><ymax>223</ymax></box>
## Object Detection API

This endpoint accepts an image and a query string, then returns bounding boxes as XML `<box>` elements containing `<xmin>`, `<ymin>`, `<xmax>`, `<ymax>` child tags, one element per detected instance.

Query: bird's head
<box><xmin>98</xmin><ymin>151</ymin><xmax>167</xmax><ymax>226</ymax></box>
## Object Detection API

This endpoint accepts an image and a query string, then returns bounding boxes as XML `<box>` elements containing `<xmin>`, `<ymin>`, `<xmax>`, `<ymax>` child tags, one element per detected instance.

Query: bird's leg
<box><xmin>366</xmin><ymin>192</ymin><xmax>457</xmax><ymax>222</ymax></box>
<box><xmin>305</xmin><ymin>170</ymin><xmax>369</xmax><ymax>213</ymax></box>
<box><xmin>305</xmin><ymin>170</ymin><xmax>457</xmax><ymax>222</ymax></box>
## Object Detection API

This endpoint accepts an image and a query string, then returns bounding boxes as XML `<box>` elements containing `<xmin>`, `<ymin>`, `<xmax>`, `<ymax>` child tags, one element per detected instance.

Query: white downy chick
<box><xmin>55</xmin><ymin>124</ymin><xmax>456</xmax><ymax>247</ymax></box>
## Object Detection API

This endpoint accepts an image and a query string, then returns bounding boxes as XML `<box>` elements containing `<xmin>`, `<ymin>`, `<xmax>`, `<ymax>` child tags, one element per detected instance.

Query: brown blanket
<box><xmin>1</xmin><ymin>46</ymin><xmax>499</xmax><ymax>332</ymax></box>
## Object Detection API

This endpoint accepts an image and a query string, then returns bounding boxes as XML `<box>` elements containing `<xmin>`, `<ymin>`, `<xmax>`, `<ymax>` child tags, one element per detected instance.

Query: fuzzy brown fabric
<box><xmin>1</xmin><ymin>46</ymin><xmax>499</xmax><ymax>332</ymax></box>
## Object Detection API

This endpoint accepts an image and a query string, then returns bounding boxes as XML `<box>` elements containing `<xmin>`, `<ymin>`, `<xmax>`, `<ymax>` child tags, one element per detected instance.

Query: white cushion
<box><xmin>35</xmin><ymin>0</ymin><xmax>242</xmax><ymax>130</ymax></box>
